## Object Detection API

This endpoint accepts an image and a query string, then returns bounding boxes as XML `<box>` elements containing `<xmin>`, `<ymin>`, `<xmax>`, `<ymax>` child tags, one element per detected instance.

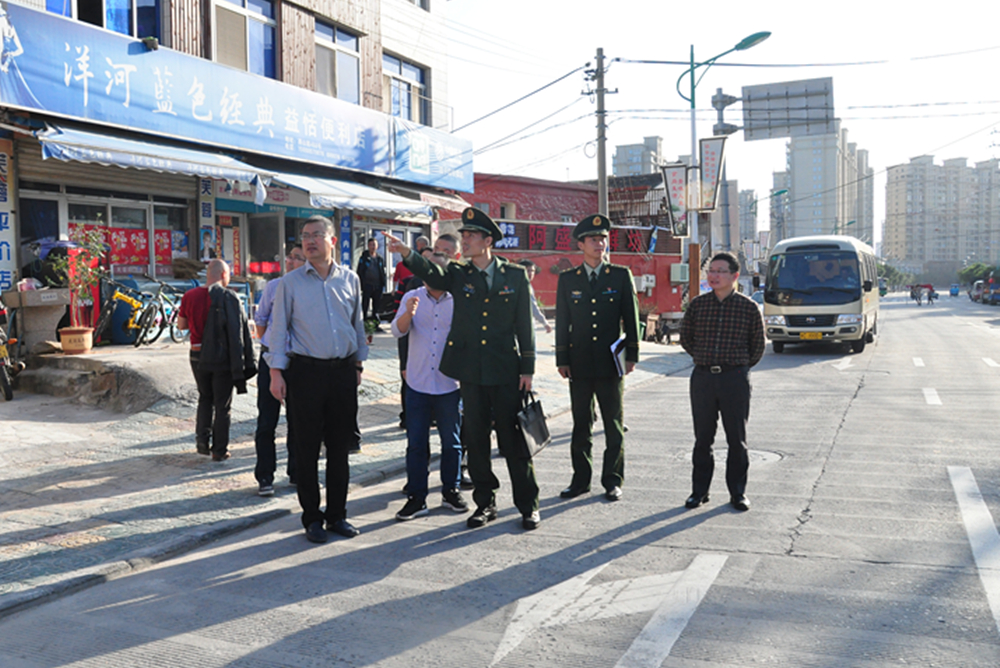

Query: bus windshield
<box><xmin>765</xmin><ymin>250</ymin><xmax>861</xmax><ymax>306</ymax></box>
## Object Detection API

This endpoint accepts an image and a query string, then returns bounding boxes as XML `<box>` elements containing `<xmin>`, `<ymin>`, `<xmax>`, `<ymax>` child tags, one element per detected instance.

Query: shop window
<box><xmin>214</xmin><ymin>0</ymin><xmax>276</xmax><ymax>79</ymax></box>
<box><xmin>383</xmin><ymin>53</ymin><xmax>427</xmax><ymax>125</ymax></box>
<box><xmin>473</xmin><ymin>203</ymin><xmax>489</xmax><ymax>215</ymax></box>
<box><xmin>154</xmin><ymin>205</ymin><xmax>189</xmax><ymax>273</ymax></box>
<box><xmin>499</xmin><ymin>203</ymin><xmax>515</xmax><ymax>220</ymax></box>
<box><xmin>53</xmin><ymin>0</ymin><xmax>161</xmax><ymax>39</ymax></box>
<box><xmin>315</xmin><ymin>22</ymin><xmax>360</xmax><ymax>105</ymax></box>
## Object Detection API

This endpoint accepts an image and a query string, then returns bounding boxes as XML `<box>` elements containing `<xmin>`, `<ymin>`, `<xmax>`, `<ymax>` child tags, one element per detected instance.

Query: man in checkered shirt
<box><xmin>680</xmin><ymin>251</ymin><xmax>765</xmax><ymax>512</ymax></box>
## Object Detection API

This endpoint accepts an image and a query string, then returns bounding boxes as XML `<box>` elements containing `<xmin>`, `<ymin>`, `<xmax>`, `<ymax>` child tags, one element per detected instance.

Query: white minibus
<box><xmin>763</xmin><ymin>235</ymin><xmax>879</xmax><ymax>353</ymax></box>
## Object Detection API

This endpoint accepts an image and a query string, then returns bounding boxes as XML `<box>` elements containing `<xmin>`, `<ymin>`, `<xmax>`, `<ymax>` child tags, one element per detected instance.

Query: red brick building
<box><xmin>440</xmin><ymin>173</ymin><xmax>684</xmax><ymax>319</ymax></box>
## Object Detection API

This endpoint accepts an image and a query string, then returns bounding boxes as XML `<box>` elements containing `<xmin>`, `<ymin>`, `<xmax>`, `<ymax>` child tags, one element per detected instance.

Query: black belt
<box><xmin>696</xmin><ymin>364</ymin><xmax>748</xmax><ymax>374</ymax></box>
<box><xmin>292</xmin><ymin>354</ymin><xmax>356</xmax><ymax>369</ymax></box>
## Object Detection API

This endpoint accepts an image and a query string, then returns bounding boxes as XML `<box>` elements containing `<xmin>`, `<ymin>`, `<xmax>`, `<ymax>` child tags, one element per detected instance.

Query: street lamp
<box><xmin>832</xmin><ymin>220</ymin><xmax>856</xmax><ymax>235</ymax></box>
<box><xmin>676</xmin><ymin>31</ymin><xmax>771</xmax><ymax>297</ymax></box>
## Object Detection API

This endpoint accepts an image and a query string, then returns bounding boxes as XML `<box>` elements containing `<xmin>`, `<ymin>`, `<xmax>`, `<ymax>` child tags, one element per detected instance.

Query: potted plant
<box><xmin>364</xmin><ymin>317</ymin><xmax>379</xmax><ymax>344</ymax></box>
<box><xmin>47</xmin><ymin>225</ymin><xmax>107</xmax><ymax>354</ymax></box>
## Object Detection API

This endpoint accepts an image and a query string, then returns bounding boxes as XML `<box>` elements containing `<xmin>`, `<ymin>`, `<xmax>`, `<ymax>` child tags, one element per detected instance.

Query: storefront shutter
<box><xmin>16</xmin><ymin>135</ymin><xmax>198</xmax><ymax>199</ymax></box>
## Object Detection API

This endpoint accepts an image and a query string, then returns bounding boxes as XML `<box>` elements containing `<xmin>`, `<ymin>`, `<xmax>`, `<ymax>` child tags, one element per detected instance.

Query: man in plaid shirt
<box><xmin>680</xmin><ymin>251</ymin><xmax>765</xmax><ymax>512</ymax></box>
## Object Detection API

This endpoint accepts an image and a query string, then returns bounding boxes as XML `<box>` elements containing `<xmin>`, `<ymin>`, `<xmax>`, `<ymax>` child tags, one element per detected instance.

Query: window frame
<box><xmin>382</xmin><ymin>52</ymin><xmax>428</xmax><ymax>125</ymax></box>
<box><xmin>211</xmin><ymin>0</ymin><xmax>277</xmax><ymax>80</ymax></box>
<box><xmin>314</xmin><ymin>21</ymin><xmax>361</xmax><ymax>105</ymax></box>
<box><xmin>47</xmin><ymin>0</ymin><xmax>162</xmax><ymax>40</ymax></box>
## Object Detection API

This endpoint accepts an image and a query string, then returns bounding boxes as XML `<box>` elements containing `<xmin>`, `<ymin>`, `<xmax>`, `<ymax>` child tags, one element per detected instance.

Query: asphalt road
<box><xmin>4</xmin><ymin>291</ymin><xmax>1000</xmax><ymax>667</ymax></box>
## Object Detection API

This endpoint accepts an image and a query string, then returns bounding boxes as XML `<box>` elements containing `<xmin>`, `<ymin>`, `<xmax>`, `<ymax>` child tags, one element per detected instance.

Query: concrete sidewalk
<box><xmin>0</xmin><ymin>328</ymin><xmax>692</xmax><ymax>618</ymax></box>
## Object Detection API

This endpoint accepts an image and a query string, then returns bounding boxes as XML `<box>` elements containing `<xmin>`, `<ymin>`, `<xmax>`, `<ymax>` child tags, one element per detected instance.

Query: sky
<box><xmin>441</xmin><ymin>0</ymin><xmax>1000</xmax><ymax>244</ymax></box>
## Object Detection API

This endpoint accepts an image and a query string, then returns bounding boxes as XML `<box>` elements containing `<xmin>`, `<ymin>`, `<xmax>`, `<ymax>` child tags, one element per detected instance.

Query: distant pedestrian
<box><xmin>555</xmin><ymin>214</ymin><xmax>640</xmax><ymax>502</ymax></box>
<box><xmin>357</xmin><ymin>237</ymin><xmax>386</xmax><ymax>324</ymax></box>
<box><xmin>178</xmin><ymin>259</ymin><xmax>257</xmax><ymax>462</ymax></box>
<box><xmin>392</xmin><ymin>251</ymin><xmax>468</xmax><ymax>520</ymax></box>
<box><xmin>518</xmin><ymin>259</ymin><xmax>553</xmax><ymax>334</ymax></box>
<box><xmin>386</xmin><ymin>209</ymin><xmax>541</xmax><ymax>530</ymax></box>
<box><xmin>252</xmin><ymin>244</ymin><xmax>306</xmax><ymax>496</ymax></box>
<box><xmin>267</xmin><ymin>216</ymin><xmax>368</xmax><ymax>544</ymax></box>
<box><xmin>680</xmin><ymin>251</ymin><xmax>765</xmax><ymax>512</ymax></box>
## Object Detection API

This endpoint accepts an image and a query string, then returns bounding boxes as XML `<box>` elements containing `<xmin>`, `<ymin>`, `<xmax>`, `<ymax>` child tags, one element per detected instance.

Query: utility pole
<box><xmin>595</xmin><ymin>48</ymin><xmax>608</xmax><ymax>216</ymax></box>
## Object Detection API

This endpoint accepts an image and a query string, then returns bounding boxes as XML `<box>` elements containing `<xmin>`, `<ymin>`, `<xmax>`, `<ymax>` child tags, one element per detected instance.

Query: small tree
<box><xmin>47</xmin><ymin>226</ymin><xmax>108</xmax><ymax>328</ymax></box>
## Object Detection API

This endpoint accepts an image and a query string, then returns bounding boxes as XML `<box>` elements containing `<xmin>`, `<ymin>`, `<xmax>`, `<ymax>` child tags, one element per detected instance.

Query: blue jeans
<box><xmin>405</xmin><ymin>388</ymin><xmax>462</xmax><ymax>500</ymax></box>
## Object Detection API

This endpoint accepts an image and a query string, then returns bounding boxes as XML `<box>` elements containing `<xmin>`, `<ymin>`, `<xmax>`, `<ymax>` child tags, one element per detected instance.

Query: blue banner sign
<box><xmin>0</xmin><ymin>2</ymin><xmax>473</xmax><ymax>191</ymax></box>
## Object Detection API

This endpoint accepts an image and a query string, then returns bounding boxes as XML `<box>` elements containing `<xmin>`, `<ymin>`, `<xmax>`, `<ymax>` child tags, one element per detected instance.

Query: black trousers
<box><xmin>189</xmin><ymin>351</ymin><xmax>234</xmax><ymax>455</ymax></box>
<box><xmin>254</xmin><ymin>352</ymin><xmax>297</xmax><ymax>484</ymax></box>
<box><xmin>569</xmin><ymin>375</ymin><xmax>625</xmax><ymax>491</ymax></box>
<box><xmin>461</xmin><ymin>381</ymin><xmax>539</xmax><ymax>516</ymax></box>
<box><xmin>361</xmin><ymin>287</ymin><xmax>381</xmax><ymax>320</ymax></box>
<box><xmin>689</xmin><ymin>366</ymin><xmax>751</xmax><ymax>498</ymax></box>
<box><xmin>285</xmin><ymin>357</ymin><xmax>357</xmax><ymax>527</ymax></box>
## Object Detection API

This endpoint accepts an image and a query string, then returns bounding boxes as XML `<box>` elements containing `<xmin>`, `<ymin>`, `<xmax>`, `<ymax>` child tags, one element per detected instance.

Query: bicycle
<box><xmin>134</xmin><ymin>275</ymin><xmax>188</xmax><ymax>346</ymax></box>
<box><xmin>0</xmin><ymin>297</ymin><xmax>26</xmax><ymax>401</ymax></box>
<box><xmin>93</xmin><ymin>277</ymin><xmax>152</xmax><ymax>345</ymax></box>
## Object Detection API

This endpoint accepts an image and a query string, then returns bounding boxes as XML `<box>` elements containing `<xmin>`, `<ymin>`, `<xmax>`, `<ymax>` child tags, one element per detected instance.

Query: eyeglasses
<box><xmin>301</xmin><ymin>232</ymin><xmax>330</xmax><ymax>241</ymax></box>
<box><xmin>287</xmin><ymin>255</ymin><xmax>306</xmax><ymax>262</ymax></box>
<box><xmin>707</xmin><ymin>269</ymin><xmax>733</xmax><ymax>275</ymax></box>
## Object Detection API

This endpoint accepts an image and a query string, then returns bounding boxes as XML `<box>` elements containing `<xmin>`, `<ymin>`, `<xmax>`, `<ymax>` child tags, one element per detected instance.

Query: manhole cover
<box><xmin>677</xmin><ymin>449</ymin><xmax>783</xmax><ymax>464</ymax></box>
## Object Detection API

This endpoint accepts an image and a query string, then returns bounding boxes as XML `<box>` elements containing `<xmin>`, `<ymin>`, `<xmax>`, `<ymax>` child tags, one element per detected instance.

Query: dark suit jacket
<box><xmin>404</xmin><ymin>251</ymin><xmax>535</xmax><ymax>386</ymax></box>
<box><xmin>199</xmin><ymin>285</ymin><xmax>257</xmax><ymax>393</ymax></box>
<box><xmin>555</xmin><ymin>262</ymin><xmax>640</xmax><ymax>378</ymax></box>
<box><xmin>356</xmin><ymin>253</ymin><xmax>386</xmax><ymax>292</ymax></box>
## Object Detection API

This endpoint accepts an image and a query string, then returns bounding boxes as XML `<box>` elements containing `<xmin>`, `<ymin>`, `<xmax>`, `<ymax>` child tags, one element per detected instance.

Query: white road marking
<box><xmin>614</xmin><ymin>554</ymin><xmax>728</xmax><ymax>668</ymax></box>
<box><xmin>923</xmin><ymin>388</ymin><xmax>942</xmax><ymax>405</ymax></box>
<box><xmin>984</xmin><ymin>358</ymin><xmax>1000</xmax><ymax>368</ymax></box>
<box><xmin>913</xmin><ymin>357</ymin><xmax>925</xmax><ymax>367</ymax></box>
<box><xmin>491</xmin><ymin>554</ymin><xmax>727</xmax><ymax>667</ymax></box>
<box><xmin>949</xmin><ymin>466</ymin><xmax>1000</xmax><ymax>636</ymax></box>
<box><xmin>832</xmin><ymin>358</ymin><xmax>853</xmax><ymax>370</ymax></box>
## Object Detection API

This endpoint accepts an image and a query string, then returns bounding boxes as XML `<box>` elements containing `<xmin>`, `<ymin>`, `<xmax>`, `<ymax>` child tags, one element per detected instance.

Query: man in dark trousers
<box><xmin>253</xmin><ymin>243</ymin><xmax>306</xmax><ymax>495</ymax></box>
<box><xmin>385</xmin><ymin>209</ymin><xmax>541</xmax><ymax>530</ymax></box>
<box><xmin>555</xmin><ymin>214</ymin><xmax>640</xmax><ymax>502</ymax></box>
<box><xmin>178</xmin><ymin>259</ymin><xmax>254</xmax><ymax>462</ymax></box>
<box><xmin>267</xmin><ymin>216</ymin><xmax>368</xmax><ymax>544</ymax></box>
<box><xmin>680</xmin><ymin>251</ymin><xmax>765</xmax><ymax>512</ymax></box>
<box><xmin>356</xmin><ymin>237</ymin><xmax>386</xmax><ymax>323</ymax></box>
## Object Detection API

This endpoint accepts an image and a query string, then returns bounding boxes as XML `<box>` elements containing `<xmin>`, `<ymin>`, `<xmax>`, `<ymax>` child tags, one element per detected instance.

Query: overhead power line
<box><xmin>452</xmin><ymin>65</ymin><xmax>588</xmax><ymax>133</ymax></box>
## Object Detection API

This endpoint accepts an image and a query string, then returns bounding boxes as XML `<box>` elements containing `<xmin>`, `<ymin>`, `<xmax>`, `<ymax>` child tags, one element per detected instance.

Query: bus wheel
<box><xmin>772</xmin><ymin>342</ymin><xmax>784</xmax><ymax>353</ymax></box>
<box><xmin>851</xmin><ymin>338</ymin><xmax>866</xmax><ymax>353</ymax></box>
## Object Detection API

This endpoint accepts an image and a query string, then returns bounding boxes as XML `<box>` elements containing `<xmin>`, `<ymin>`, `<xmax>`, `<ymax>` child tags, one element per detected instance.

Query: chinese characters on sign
<box><xmin>0</xmin><ymin>140</ymin><xmax>14</xmax><ymax>291</ymax></box>
<box><xmin>2</xmin><ymin>2</ymin><xmax>473</xmax><ymax>191</ymax></box>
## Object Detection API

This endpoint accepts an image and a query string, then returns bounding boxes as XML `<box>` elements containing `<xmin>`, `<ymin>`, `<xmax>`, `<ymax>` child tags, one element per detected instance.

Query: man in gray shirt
<box><xmin>266</xmin><ymin>216</ymin><xmax>369</xmax><ymax>544</ymax></box>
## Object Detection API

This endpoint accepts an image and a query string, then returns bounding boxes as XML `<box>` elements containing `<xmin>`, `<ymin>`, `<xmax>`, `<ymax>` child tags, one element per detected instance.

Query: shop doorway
<box><xmin>248</xmin><ymin>212</ymin><xmax>284</xmax><ymax>280</ymax></box>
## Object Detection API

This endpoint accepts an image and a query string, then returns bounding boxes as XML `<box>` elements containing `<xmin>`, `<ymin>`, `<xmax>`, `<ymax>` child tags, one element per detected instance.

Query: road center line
<box><xmin>913</xmin><ymin>358</ymin><xmax>925</xmax><ymax>367</ymax></box>
<box><xmin>984</xmin><ymin>358</ymin><xmax>1000</xmax><ymax>368</ymax></box>
<box><xmin>923</xmin><ymin>388</ymin><xmax>942</xmax><ymax>405</ymax></box>
<box><xmin>949</xmin><ymin>466</ymin><xmax>1000</xmax><ymax>637</ymax></box>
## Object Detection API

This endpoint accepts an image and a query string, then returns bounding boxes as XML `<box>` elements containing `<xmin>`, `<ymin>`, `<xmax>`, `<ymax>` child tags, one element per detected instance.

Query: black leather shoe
<box><xmin>467</xmin><ymin>505</ymin><xmax>497</xmax><ymax>528</ymax></box>
<box><xmin>560</xmin><ymin>485</ymin><xmax>590</xmax><ymax>499</ymax></box>
<box><xmin>326</xmin><ymin>519</ymin><xmax>361</xmax><ymax>538</ymax></box>
<box><xmin>730</xmin><ymin>495</ymin><xmax>750</xmax><ymax>512</ymax></box>
<box><xmin>685</xmin><ymin>493</ymin><xmax>709</xmax><ymax>509</ymax></box>
<box><xmin>522</xmin><ymin>511</ymin><xmax>541</xmax><ymax>530</ymax></box>
<box><xmin>305</xmin><ymin>521</ymin><xmax>327</xmax><ymax>543</ymax></box>
<box><xmin>605</xmin><ymin>486</ymin><xmax>623</xmax><ymax>501</ymax></box>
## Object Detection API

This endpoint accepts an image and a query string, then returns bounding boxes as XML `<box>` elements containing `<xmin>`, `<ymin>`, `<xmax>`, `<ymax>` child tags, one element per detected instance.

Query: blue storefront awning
<box><xmin>271</xmin><ymin>172</ymin><xmax>434</xmax><ymax>223</ymax></box>
<box><xmin>37</xmin><ymin>125</ymin><xmax>272</xmax><ymax>204</ymax></box>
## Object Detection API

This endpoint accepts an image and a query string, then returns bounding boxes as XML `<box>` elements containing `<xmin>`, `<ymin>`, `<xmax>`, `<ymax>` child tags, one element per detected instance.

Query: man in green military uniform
<box><xmin>384</xmin><ymin>209</ymin><xmax>541</xmax><ymax>530</ymax></box>
<box><xmin>556</xmin><ymin>214</ymin><xmax>640</xmax><ymax>501</ymax></box>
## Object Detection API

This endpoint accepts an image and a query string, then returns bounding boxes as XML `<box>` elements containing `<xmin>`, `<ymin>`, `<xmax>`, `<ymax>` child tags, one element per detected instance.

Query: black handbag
<box><xmin>515</xmin><ymin>390</ymin><xmax>551</xmax><ymax>459</ymax></box>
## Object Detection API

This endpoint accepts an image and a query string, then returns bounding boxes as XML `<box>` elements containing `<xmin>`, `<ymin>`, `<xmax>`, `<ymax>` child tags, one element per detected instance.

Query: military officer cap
<box><xmin>459</xmin><ymin>207</ymin><xmax>504</xmax><ymax>244</ymax></box>
<box><xmin>573</xmin><ymin>214</ymin><xmax>612</xmax><ymax>240</ymax></box>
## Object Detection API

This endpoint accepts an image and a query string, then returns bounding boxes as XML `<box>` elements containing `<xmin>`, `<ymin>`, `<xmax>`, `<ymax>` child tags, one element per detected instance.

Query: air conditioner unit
<box><xmin>670</xmin><ymin>263</ymin><xmax>690</xmax><ymax>283</ymax></box>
